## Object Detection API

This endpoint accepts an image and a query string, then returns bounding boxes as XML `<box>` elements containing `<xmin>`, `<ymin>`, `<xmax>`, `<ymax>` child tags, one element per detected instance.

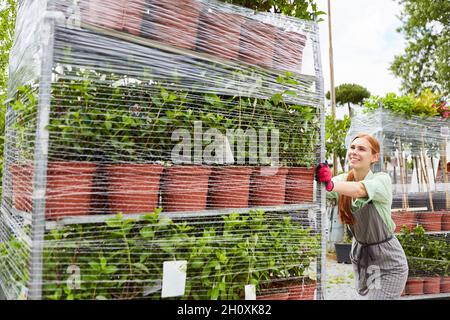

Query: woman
<box><xmin>316</xmin><ymin>133</ymin><xmax>408</xmax><ymax>300</ymax></box>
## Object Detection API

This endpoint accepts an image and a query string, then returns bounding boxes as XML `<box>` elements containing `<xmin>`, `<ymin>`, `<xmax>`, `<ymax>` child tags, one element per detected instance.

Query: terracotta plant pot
<box><xmin>441</xmin><ymin>276</ymin><xmax>450</xmax><ymax>293</ymax></box>
<box><xmin>285</xmin><ymin>167</ymin><xmax>315</xmax><ymax>204</ymax></box>
<box><xmin>405</xmin><ymin>277</ymin><xmax>424</xmax><ymax>295</ymax></box>
<box><xmin>208</xmin><ymin>166</ymin><xmax>253</xmax><ymax>209</ymax></box>
<box><xmin>423</xmin><ymin>277</ymin><xmax>441</xmax><ymax>294</ymax></box>
<box><xmin>107</xmin><ymin>164</ymin><xmax>164</xmax><ymax>214</ymax></box>
<box><xmin>391</xmin><ymin>211</ymin><xmax>417</xmax><ymax>232</ymax></box>
<box><xmin>249</xmin><ymin>167</ymin><xmax>288</xmax><ymax>206</ymax></box>
<box><xmin>141</xmin><ymin>0</ymin><xmax>201</xmax><ymax>50</ymax></box>
<box><xmin>273</xmin><ymin>29</ymin><xmax>307</xmax><ymax>73</ymax></box>
<box><xmin>288</xmin><ymin>281</ymin><xmax>316</xmax><ymax>300</ymax></box>
<box><xmin>10</xmin><ymin>164</ymin><xmax>34</xmax><ymax>212</ymax></box>
<box><xmin>79</xmin><ymin>0</ymin><xmax>145</xmax><ymax>36</ymax></box>
<box><xmin>256</xmin><ymin>291</ymin><xmax>290</xmax><ymax>300</ymax></box>
<box><xmin>197</xmin><ymin>11</ymin><xmax>244</xmax><ymax>60</ymax></box>
<box><xmin>441</xmin><ymin>212</ymin><xmax>450</xmax><ymax>231</ymax></box>
<box><xmin>417</xmin><ymin>212</ymin><xmax>443</xmax><ymax>232</ymax></box>
<box><xmin>240</xmin><ymin>19</ymin><xmax>276</xmax><ymax>69</ymax></box>
<box><xmin>161</xmin><ymin>166</ymin><xmax>211</xmax><ymax>212</ymax></box>
<box><xmin>46</xmin><ymin>162</ymin><xmax>97</xmax><ymax>219</ymax></box>
<box><xmin>256</xmin><ymin>283</ymin><xmax>290</xmax><ymax>300</ymax></box>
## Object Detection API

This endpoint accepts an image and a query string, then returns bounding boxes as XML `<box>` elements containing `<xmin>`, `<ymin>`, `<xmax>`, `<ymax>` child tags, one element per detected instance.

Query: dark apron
<box><xmin>349</xmin><ymin>202</ymin><xmax>408</xmax><ymax>299</ymax></box>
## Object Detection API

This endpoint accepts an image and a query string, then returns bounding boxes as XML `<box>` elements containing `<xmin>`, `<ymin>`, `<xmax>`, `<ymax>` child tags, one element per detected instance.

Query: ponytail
<box><xmin>338</xmin><ymin>170</ymin><xmax>356</xmax><ymax>225</ymax></box>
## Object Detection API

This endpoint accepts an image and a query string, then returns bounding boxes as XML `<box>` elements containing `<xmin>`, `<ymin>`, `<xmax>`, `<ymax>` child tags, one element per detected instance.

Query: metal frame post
<box><xmin>312</xmin><ymin>20</ymin><xmax>327</xmax><ymax>300</ymax></box>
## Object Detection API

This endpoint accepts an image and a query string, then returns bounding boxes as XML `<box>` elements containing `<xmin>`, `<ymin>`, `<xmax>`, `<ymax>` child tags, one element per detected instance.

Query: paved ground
<box><xmin>324</xmin><ymin>254</ymin><xmax>358</xmax><ymax>300</ymax></box>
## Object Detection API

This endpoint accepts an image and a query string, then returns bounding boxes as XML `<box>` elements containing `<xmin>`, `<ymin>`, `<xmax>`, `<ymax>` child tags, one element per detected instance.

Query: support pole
<box><xmin>28</xmin><ymin>12</ymin><xmax>55</xmax><ymax>301</ymax></box>
<box><xmin>327</xmin><ymin>0</ymin><xmax>338</xmax><ymax>175</ymax></box>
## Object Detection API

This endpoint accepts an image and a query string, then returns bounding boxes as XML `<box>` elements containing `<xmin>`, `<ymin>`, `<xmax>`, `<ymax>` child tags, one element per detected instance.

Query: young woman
<box><xmin>316</xmin><ymin>133</ymin><xmax>408</xmax><ymax>300</ymax></box>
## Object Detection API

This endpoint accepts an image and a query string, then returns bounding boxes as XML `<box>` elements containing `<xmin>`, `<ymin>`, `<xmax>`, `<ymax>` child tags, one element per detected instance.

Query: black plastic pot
<box><xmin>335</xmin><ymin>243</ymin><xmax>352</xmax><ymax>264</ymax></box>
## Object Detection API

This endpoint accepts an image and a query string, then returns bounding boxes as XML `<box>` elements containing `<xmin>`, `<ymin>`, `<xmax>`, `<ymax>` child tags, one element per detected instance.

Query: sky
<box><xmin>315</xmin><ymin>0</ymin><xmax>407</xmax><ymax>116</ymax></box>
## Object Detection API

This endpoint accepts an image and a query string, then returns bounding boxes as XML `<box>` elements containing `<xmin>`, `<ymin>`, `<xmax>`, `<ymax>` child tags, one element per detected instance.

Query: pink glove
<box><xmin>315</xmin><ymin>162</ymin><xmax>334</xmax><ymax>191</ymax></box>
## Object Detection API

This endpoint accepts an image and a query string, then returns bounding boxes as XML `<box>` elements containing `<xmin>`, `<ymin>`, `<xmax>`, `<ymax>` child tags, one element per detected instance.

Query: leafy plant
<box><xmin>397</xmin><ymin>225</ymin><xmax>449</xmax><ymax>277</ymax></box>
<box><xmin>325</xmin><ymin>114</ymin><xmax>351</xmax><ymax>171</ymax></box>
<box><xmin>37</xmin><ymin>208</ymin><xmax>320</xmax><ymax>300</ymax></box>
<box><xmin>220</xmin><ymin>0</ymin><xmax>325</xmax><ymax>21</ymax></box>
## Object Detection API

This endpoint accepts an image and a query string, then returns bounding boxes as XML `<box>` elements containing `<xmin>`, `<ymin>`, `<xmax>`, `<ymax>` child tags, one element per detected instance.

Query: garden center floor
<box><xmin>324</xmin><ymin>254</ymin><xmax>357</xmax><ymax>300</ymax></box>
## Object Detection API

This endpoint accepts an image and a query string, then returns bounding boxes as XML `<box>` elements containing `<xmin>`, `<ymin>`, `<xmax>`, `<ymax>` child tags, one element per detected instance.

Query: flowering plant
<box><xmin>432</xmin><ymin>100</ymin><xmax>450</xmax><ymax>119</ymax></box>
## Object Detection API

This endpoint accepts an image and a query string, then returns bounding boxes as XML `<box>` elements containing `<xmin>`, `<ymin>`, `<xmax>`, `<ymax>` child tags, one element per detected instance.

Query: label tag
<box><xmin>244</xmin><ymin>284</ymin><xmax>256</xmax><ymax>300</ymax></box>
<box><xmin>161</xmin><ymin>260</ymin><xmax>187</xmax><ymax>298</ymax></box>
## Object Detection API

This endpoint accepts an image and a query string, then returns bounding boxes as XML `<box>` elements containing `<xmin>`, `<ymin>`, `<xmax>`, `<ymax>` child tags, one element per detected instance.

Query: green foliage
<box><xmin>0</xmin><ymin>235</ymin><xmax>29</xmax><ymax>294</ymax></box>
<box><xmin>362</xmin><ymin>90</ymin><xmax>447</xmax><ymax>119</ymax></box>
<box><xmin>397</xmin><ymin>225</ymin><xmax>449</xmax><ymax>277</ymax></box>
<box><xmin>30</xmin><ymin>209</ymin><xmax>320</xmax><ymax>300</ymax></box>
<box><xmin>40</xmin><ymin>68</ymin><xmax>318</xmax><ymax>166</ymax></box>
<box><xmin>0</xmin><ymin>0</ymin><xmax>18</xmax><ymax>195</ymax></box>
<box><xmin>220</xmin><ymin>0</ymin><xmax>326</xmax><ymax>21</ymax></box>
<box><xmin>325</xmin><ymin>114</ymin><xmax>350</xmax><ymax>171</ymax></box>
<box><xmin>390</xmin><ymin>0</ymin><xmax>450</xmax><ymax>95</ymax></box>
<box><xmin>0</xmin><ymin>0</ymin><xmax>17</xmax><ymax>96</ymax></box>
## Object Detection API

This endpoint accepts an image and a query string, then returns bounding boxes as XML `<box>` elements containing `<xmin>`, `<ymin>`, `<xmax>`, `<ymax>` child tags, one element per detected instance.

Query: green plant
<box><xmin>220</xmin><ymin>0</ymin><xmax>325</xmax><ymax>21</ymax></box>
<box><xmin>0</xmin><ymin>235</ymin><xmax>29</xmax><ymax>296</ymax></box>
<box><xmin>38</xmin><ymin>208</ymin><xmax>320</xmax><ymax>300</ymax></box>
<box><xmin>397</xmin><ymin>225</ymin><xmax>450</xmax><ymax>277</ymax></box>
<box><xmin>325</xmin><ymin>114</ymin><xmax>351</xmax><ymax>171</ymax></box>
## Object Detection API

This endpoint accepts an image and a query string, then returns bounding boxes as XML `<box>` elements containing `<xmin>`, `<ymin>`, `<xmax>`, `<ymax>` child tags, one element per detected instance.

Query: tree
<box><xmin>390</xmin><ymin>0</ymin><xmax>450</xmax><ymax>96</ymax></box>
<box><xmin>326</xmin><ymin>83</ymin><xmax>370</xmax><ymax>117</ymax></box>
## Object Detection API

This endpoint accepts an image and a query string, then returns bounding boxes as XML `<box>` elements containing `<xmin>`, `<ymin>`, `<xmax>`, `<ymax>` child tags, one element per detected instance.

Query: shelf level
<box><xmin>43</xmin><ymin>203</ymin><xmax>320</xmax><ymax>229</ymax></box>
<box><xmin>76</xmin><ymin>22</ymin><xmax>319</xmax><ymax>83</ymax></box>
<box><xmin>400</xmin><ymin>292</ymin><xmax>450</xmax><ymax>300</ymax></box>
<box><xmin>395</xmin><ymin>230</ymin><xmax>450</xmax><ymax>235</ymax></box>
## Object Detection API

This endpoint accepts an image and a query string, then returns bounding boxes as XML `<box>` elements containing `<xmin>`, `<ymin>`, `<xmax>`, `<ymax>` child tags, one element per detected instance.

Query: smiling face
<box><xmin>348</xmin><ymin>137</ymin><xmax>379</xmax><ymax>170</ymax></box>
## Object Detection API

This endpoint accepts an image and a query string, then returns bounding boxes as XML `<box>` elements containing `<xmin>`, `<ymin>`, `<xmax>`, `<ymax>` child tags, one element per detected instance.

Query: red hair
<box><xmin>338</xmin><ymin>133</ymin><xmax>380</xmax><ymax>225</ymax></box>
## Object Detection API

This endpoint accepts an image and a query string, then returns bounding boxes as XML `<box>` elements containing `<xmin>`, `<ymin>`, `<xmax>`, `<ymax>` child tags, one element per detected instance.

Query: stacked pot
<box><xmin>79</xmin><ymin>0</ymin><xmax>308</xmax><ymax>73</ymax></box>
<box><xmin>10</xmin><ymin>163</ymin><xmax>316</xmax><ymax>218</ymax></box>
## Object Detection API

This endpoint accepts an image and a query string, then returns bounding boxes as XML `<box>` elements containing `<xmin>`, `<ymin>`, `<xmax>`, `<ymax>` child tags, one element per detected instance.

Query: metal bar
<box><xmin>28</xmin><ymin>12</ymin><xmax>56</xmax><ymax>301</ymax></box>
<box><xmin>45</xmin><ymin>203</ymin><xmax>321</xmax><ymax>229</ymax></box>
<box><xmin>400</xmin><ymin>292</ymin><xmax>450</xmax><ymax>300</ymax></box>
<box><xmin>311</xmin><ymin>19</ymin><xmax>326</xmax><ymax>300</ymax></box>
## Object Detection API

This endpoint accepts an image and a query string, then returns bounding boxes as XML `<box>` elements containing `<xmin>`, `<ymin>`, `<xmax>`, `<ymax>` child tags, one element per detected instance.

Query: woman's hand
<box><xmin>315</xmin><ymin>162</ymin><xmax>334</xmax><ymax>191</ymax></box>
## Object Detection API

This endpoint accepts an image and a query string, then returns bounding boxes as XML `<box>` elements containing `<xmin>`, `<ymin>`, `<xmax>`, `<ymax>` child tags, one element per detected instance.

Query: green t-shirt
<box><xmin>327</xmin><ymin>170</ymin><xmax>395</xmax><ymax>233</ymax></box>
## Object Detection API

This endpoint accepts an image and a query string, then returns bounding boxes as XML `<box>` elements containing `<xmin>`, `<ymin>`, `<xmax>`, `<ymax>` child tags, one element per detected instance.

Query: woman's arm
<box><xmin>332</xmin><ymin>181</ymin><xmax>368</xmax><ymax>198</ymax></box>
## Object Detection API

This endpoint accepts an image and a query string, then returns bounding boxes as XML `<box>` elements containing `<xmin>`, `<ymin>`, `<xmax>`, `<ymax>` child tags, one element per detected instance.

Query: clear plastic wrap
<box><xmin>1</xmin><ymin>0</ymin><xmax>325</xmax><ymax>300</ymax></box>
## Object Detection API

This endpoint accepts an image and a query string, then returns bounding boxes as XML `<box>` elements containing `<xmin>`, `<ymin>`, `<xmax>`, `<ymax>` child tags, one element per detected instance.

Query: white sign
<box><xmin>161</xmin><ymin>260</ymin><xmax>187</xmax><ymax>298</ymax></box>
<box><xmin>244</xmin><ymin>284</ymin><xmax>256</xmax><ymax>300</ymax></box>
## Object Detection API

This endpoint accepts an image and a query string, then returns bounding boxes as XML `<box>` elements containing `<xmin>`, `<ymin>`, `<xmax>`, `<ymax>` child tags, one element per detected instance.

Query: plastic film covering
<box><xmin>1</xmin><ymin>0</ymin><xmax>324</xmax><ymax>300</ymax></box>
<box><xmin>348</xmin><ymin>109</ymin><xmax>450</xmax><ymax>297</ymax></box>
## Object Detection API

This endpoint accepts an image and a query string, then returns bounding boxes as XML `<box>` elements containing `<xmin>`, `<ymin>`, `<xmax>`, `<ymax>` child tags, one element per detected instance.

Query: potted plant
<box><xmin>255</xmin><ymin>213</ymin><xmax>319</xmax><ymax>300</ymax></box>
<box><xmin>334</xmin><ymin>225</ymin><xmax>352</xmax><ymax>264</ymax></box>
<box><xmin>9</xmin><ymin>80</ymin><xmax>98</xmax><ymax>219</ymax></box>
<box><xmin>9</xmin><ymin>84</ymin><xmax>38</xmax><ymax>213</ymax></box>
<box><xmin>398</xmin><ymin>226</ymin><xmax>431</xmax><ymax>295</ymax></box>
<box><xmin>102</xmin><ymin>83</ymin><xmax>173</xmax><ymax>214</ymax></box>
<box><xmin>391</xmin><ymin>210</ymin><xmax>417</xmax><ymax>233</ymax></box>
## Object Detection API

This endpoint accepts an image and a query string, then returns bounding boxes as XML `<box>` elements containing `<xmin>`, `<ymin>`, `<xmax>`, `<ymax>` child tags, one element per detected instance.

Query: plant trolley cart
<box><xmin>0</xmin><ymin>0</ymin><xmax>326</xmax><ymax>300</ymax></box>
